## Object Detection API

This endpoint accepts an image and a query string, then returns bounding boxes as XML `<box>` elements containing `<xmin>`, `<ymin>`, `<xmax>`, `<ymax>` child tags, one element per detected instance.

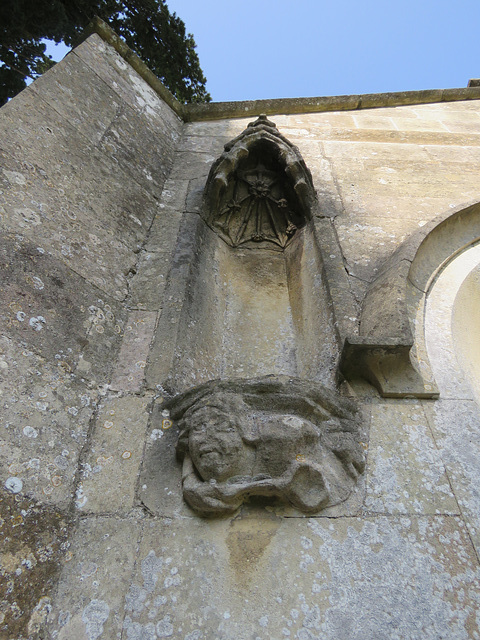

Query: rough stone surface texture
<box><xmin>0</xmin><ymin>33</ymin><xmax>181</xmax><ymax>638</ymax></box>
<box><xmin>2</xmin><ymin>32</ymin><xmax>480</xmax><ymax>640</ymax></box>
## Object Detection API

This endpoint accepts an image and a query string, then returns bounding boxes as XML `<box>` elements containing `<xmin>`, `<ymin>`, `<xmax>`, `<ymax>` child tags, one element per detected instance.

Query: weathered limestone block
<box><xmin>0</xmin><ymin>129</ymin><xmax>156</xmax><ymax>301</ymax></box>
<box><xmin>334</xmin><ymin>216</ymin><xmax>416</xmax><ymax>283</ymax></box>
<box><xmin>76</xmin><ymin>297</ymin><xmax>129</xmax><ymax>386</ymax></box>
<box><xmin>322</xmin><ymin>132</ymin><xmax>480</xmax><ymax>241</ymax></box>
<box><xmin>73</xmin><ymin>34</ymin><xmax>182</xmax><ymax>136</ymax></box>
<box><xmin>0</xmin><ymin>335</ymin><xmax>97</xmax><ymax>510</ymax></box>
<box><xmin>0</xmin><ymin>33</ymin><xmax>182</xmax><ymax>310</ymax></box>
<box><xmin>0</xmin><ymin>147</ymin><xmax>135</xmax><ymax>300</ymax></box>
<box><xmin>110</xmin><ymin>311</ymin><xmax>158</xmax><ymax>392</ymax></box>
<box><xmin>95</xmin><ymin>103</ymin><xmax>176</xmax><ymax>199</ymax></box>
<box><xmin>0</xmin><ymin>95</ymin><xmax>164</xmax><ymax>253</ymax></box>
<box><xmin>365</xmin><ymin>401</ymin><xmax>458</xmax><ymax>515</ymax></box>
<box><xmin>424</xmin><ymin>399</ymin><xmax>480</xmax><ymax>556</ymax></box>
<box><xmin>312</xmin><ymin>218</ymin><xmax>359</xmax><ymax>340</ymax></box>
<box><xmin>145</xmin><ymin>179</ymin><xmax>189</xmax><ymax>252</ymax></box>
<box><xmin>77</xmin><ymin>395</ymin><xmax>152</xmax><ymax>514</ymax></box>
<box><xmin>145</xmin><ymin>213</ymin><xmax>203</xmax><ymax>388</ymax></box>
<box><xmin>145</xmin><ymin>208</ymin><xmax>185</xmax><ymax>255</ymax></box>
<box><xmin>128</xmin><ymin>250</ymin><xmax>175</xmax><ymax>311</ymax></box>
<box><xmin>0</xmin><ymin>235</ymin><xmax>105</xmax><ymax>369</ymax></box>
<box><xmin>185</xmin><ymin>176</ymin><xmax>208</xmax><ymax>214</ymax></box>
<box><xmin>177</xmin><ymin>133</ymin><xmax>229</xmax><ymax>155</ymax></box>
<box><xmin>0</xmin><ymin>87</ymin><xmax>90</xmax><ymax>165</ymax></box>
<box><xmin>0</xmin><ymin>234</ymin><xmax>129</xmax><ymax>390</ymax></box>
<box><xmin>139</xmin><ymin>404</ymin><xmax>187</xmax><ymax>517</ymax></box>
<box><xmin>183</xmin><ymin>119</ymin><xmax>249</xmax><ymax>140</ymax></box>
<box><xmin>273</xmin><ymin>112</ymin><xmax>358</xmax><ymax>132</ymax></box>
<box><xmin>29</xmin><ymin>50</ymin><xmax>122</xmax><ymax>145</ymax></box>
<box><xmin>45</xmin><ymin>516</ymin><xmax>142</xmax><ymax>640</ymax></box>
<box><xmin>128</xmin><ymin>178</ymin><xmax>197</xmax><ymax>312</ymax></box>
<box><xmin>168</xmin><ymin>151</ymin><xmax>219</xmax><ymax>181</ymax></box>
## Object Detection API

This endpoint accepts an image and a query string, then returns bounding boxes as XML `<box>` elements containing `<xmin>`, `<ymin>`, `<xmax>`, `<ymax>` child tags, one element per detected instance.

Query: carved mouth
<box><xmin>198</xmin><ymin>447</ymin><xmax>220</xmax><ymax>456</ymax></box>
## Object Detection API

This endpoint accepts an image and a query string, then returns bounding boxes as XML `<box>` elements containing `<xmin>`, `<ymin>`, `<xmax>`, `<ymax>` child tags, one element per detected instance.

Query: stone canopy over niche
<box><xmin>202</xmin><ymin>115</ymin><xmax>317</xmax><ymax>250</ymax></box>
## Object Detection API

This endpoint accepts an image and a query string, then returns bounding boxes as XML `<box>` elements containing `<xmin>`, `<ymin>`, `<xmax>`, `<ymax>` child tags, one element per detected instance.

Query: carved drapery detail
<box><xmin>202</xmin><ymin>115</ymin><xmax>317</xmax><ymax>249</ymax></box>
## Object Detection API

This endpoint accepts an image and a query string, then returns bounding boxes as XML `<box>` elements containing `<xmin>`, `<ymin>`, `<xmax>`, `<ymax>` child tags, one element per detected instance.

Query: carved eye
<box><xmin>217</xmin><ymin>424</ymin><xmax>236</xmax><ymax>433</ymax></box>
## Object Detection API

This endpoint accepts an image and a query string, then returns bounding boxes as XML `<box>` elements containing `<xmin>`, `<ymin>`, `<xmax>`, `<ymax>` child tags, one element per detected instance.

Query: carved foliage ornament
<box><xmin>202</xmin><ymin>116</ymin><xmax>317</xmax><ymax>249</ymax></box>
<box><xmin>162</xmin><ymin>376</ymin><xmax>365</xmax><ymax>516</ymax></box>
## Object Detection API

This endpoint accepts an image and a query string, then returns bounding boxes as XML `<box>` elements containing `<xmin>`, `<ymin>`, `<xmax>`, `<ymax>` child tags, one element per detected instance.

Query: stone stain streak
<box><xmin>226</xmin><ymin>507</ymin><xmax>281</xmax><ymax>589</ymax></box>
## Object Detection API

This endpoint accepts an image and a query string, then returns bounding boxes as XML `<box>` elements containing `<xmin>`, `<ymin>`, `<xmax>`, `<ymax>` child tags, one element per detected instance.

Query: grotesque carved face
<box><xmin>168</xmin><ymin>377</ymin><xmax>365</xmax><ymax>516</ymax></box>
<box><xmin>187</xmin><ymin>405</ymin><xmax>248</xmax><ymax>482</ymax></box>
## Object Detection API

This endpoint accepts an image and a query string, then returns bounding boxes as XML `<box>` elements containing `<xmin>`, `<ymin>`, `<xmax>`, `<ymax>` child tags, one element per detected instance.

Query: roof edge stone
<box><xmin>85</xmin><ymin>17</ymin><xmax>480</xmax><ymax>122</ymax></box>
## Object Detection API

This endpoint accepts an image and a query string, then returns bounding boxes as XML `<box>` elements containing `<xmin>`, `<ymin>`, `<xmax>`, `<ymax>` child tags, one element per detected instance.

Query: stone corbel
<box><xmin>340</xmin><ymin>337</ymin><xmax>438</xmax><ymax>398</ymax></box>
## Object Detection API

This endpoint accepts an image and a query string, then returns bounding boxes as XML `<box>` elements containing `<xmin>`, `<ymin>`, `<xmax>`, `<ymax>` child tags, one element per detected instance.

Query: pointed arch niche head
<box><xmin>202</xmin><ymin>115</ymin><xmax>318</xmax><ymax>250</ymax></box>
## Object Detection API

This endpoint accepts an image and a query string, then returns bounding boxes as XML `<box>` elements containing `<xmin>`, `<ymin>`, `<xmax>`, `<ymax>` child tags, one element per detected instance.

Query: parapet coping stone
<box><xmin>84</xmin><ymin>17</ymin><xmax>480</xmax><ymax>122</ymax></box>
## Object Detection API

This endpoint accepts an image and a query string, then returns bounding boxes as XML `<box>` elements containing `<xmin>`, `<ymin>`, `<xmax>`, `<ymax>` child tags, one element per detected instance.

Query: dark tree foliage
<box><xmin>0</xmin><ymin>0</ymin><xmax>211</xmax><ymax>106</ymax></box>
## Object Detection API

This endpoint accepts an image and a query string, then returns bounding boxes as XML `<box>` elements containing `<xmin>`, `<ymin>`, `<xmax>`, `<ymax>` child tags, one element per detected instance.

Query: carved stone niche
<box><xmin>202</xmin><ymin>115</ymin><xmax>317</xmax><ymax>250</ymax></box>
<box><xmin>159</xmin><ymin>376</ymin><xmax>365</xmax><ymax>517</ymax></box>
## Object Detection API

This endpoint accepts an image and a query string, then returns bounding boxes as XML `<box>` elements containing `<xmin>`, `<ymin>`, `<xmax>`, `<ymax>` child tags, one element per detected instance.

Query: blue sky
<box><xmin>47</xmin><ymin>0</ymin><xmax>480</xmax><ymax>102</ymax></box>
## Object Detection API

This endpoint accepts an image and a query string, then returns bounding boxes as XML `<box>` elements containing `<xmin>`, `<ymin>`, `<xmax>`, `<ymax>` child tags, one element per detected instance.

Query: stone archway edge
<box><xmin>340</xmin><ymin>200</ymin><xmax>480</xmax><ymax>397</ymax></box>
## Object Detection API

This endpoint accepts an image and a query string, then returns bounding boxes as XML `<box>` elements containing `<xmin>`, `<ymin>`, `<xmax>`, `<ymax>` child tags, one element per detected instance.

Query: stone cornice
<box><xmin>85</xmin><ymin>17</ymin><xmax>480</xmax><ymax>122</ymax></box>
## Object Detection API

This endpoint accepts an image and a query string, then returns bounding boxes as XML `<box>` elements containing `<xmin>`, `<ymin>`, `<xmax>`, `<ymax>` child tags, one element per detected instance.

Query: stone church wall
<box><xmin>0</xmin><ymin>33</ymin><xmax>182</xmax><ymax>638</ymax></box>
<box><xmin>2</xmin><ymin>31</ymin><xmax>480</xmax><ymax>640</ymax></box>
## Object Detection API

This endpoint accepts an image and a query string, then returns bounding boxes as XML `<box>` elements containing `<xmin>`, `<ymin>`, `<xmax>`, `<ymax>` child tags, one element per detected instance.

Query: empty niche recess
<box><xmin>167</xmin><ymin>116</ymin><xmax>338</xmax><ymax>392</ymax></box>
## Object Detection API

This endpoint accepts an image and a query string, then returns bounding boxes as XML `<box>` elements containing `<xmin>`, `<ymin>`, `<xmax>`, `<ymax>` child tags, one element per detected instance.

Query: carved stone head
<box><xmin>165</xmin><ymin>376</ymin><xmax>365</xmax><ymax>516</ymax></box>
<box><xmin>177</xmin><ymin>392</ymin><xmax>254</xmax><ymax>483</ymax></box>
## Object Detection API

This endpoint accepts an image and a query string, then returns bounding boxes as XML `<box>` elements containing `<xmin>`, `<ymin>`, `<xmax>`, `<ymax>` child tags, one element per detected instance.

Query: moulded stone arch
<box><xmin>340</xmin><ymin>199</ymin><xmax>480</xmax><ymax>397</ymax></box>
<box><xmin>425</xmin><ymin>243</ymin><xmax>480</xmax><ymax>404</ymax></box>
<box><xmin>201</xmin><ymin>115</ymin><xmax>318</xmax><ymax>249</ymax></box>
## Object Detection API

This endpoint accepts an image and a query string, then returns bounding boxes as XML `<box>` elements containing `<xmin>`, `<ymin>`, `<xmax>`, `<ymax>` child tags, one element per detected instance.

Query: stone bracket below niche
<box><xmin>340</xmin><ymin>337</ymin><xmax>439</xmax><ymax>399</ymax></box>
